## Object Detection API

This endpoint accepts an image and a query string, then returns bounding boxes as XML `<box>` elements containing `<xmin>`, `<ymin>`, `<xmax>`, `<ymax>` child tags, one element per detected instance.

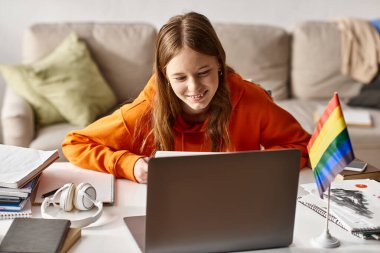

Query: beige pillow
<box><xmin>0</xmin><ymin>33</ymin><xmax>117</xmax><ymax>126</ymax></box>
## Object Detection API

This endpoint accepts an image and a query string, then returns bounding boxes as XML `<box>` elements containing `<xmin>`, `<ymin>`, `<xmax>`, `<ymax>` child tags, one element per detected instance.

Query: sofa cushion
<box><xmin>214</xmin><ymin>24</ymin><xmax>290</xmax><ymax>100</ymax></box>
<box><xmin>30</xmin><ymin>33</ymin><xmax>117</xmax><ymax>127</ymax></box>
<box><xmin>23</xmin><ymin>23</ymin><xmax>157</xmax><ymax>102</ymax></box>
<box><xmin>1</xmin><ymin>33</ymin><xmax>117</xmax><ymax>127</ymax></box>
<box><xmin>30</xmin><ymin>123</ymin><xmax>79</xmax><ymax>161</ymax></box>
<box><xmin>292</xmin><ymin>21</ymin><xmax>363</xmax><ymax>99</ymax></box>
<box><xmin>0</xmin><ymin>65</ymin><xmax>66</xmax><ymax>126</ymax></box>
<box><xmin>348</xmin><ymin>71</ymin><xmax>380</xmax><ymax>109</ymax></box>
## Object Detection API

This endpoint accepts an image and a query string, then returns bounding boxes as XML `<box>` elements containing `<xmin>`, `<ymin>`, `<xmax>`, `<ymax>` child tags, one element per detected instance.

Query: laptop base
<box><xmin>124</xmin><ymin>216</ymin><xmax>146</xmax><ymax>252</ymax></box>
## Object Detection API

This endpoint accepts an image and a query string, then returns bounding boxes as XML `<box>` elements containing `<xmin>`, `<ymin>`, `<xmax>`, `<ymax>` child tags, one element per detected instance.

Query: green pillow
<box><xmin>0</xmin><ymin>33</ymin><xmax>117</xmax><ymax>127</ymax></box>
<box><xmin>0</xmin><ymin>65</ymin><xmax>65</xmax><ymax>125</ymax></box>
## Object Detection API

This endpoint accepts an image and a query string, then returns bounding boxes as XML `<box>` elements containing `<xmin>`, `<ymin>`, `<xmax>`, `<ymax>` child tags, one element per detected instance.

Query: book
<box><xmin>0</xmin><ymin>196</ymin><xmax>22</xmax><ymax>203</ymax></box>
<box><xmin>0</xmin><ymin>144</ymin><xmax>59</xmax><ymax>188</ymax></box>
<box><xmin>299</xmin><ymin>179</ymin><xmax>380</xmax><ymax>239</ymax></box>
<box><xmin>0</xmin><ymin>197</ymin><xmax>28</xmax><ymax>211</ymax></box>
<box><xmin>314</xmin><ymin>105</ymin><xmax>373</xmax><ymax>127</ymax></box>
<box><xmin>34</xmin><ymin>162</ymin><xmax>115</xmax><ymax>204</ymax></box>
<box><xmin>0</xmin><ymin>174</ymin><xmax>41</xmax><ymax>198</ymax></box>
<box><xmin>59</xmin><ymin>227</ymin><xmax>81</xmax><ymax>253</ymax></box>
<box><xmin>336</xmin><ymin>161</ymin><xmax>380</xmax><ymax>181</ymax></box>
<box><xmin>0</xmin><ymin>190</ymin><xmax>29</xmax><ymax>198</ymax></box>
<box><xmin>0</xmin><ymin>174</ymin><xmax>41</xmax><ymax>194</ymax></box>
<box><xmin>0</xmin><ymin>199</ymin><xmax>32</xmax><ymax>220</ymax></box>
<box><xmin>0</xmin><ymin>218</ymin><xmax>70</xmax><ymax>253</ymax></box>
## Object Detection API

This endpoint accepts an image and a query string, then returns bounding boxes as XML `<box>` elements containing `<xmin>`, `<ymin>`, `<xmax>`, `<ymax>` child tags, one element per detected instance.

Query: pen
<box><xmin>41</xmin><ymin>187</ymin><xmax>60</xmax><ymax>198</ymax></box>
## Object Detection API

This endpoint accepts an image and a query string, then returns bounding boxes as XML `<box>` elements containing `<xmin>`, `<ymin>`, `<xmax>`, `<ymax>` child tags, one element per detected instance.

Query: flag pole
<box><xmin>307</xmin><ymin>92</ymin><xmax>353</xmax><ymax>248</ymax></box>
<box><xmin>311</xmin><ymin>186</ymin><xmax>340</xmax><ymax>248</ymax></box>
<box><xmin>326</xmin><ymin>186</ymin><xmax>332</xmax><ymax>231</ymax></box>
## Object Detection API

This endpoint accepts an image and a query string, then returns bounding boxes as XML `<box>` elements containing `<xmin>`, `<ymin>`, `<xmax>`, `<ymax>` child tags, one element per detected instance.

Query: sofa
<box><xmin>1</xmin><ymin>21</ymin><xmax>380</xmax><ymax>167</ymax></box>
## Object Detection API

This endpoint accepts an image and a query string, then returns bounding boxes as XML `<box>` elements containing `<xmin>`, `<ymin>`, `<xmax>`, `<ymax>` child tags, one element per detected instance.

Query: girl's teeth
<box><xmin>189</xmin><ymin>93</ymin><xmax>204</xmax><ymax>98</ymax></box>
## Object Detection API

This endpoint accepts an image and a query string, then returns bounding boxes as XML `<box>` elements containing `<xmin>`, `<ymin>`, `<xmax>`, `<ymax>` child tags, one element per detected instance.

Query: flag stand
<box><xmin>311</xmin><ymin>187</ymin><xmax>340</xmax><ymax>248</ymax></box>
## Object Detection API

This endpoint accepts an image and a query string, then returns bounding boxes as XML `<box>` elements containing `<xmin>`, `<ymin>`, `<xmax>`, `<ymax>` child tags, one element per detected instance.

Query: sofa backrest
<box><xmin>23</xmin><ymin>23</ymin><xmax>157</xmax><ymax>103</ymax></box>
<box><xmin>291</xmin><ymin>21</ymin><xmax>362</xmax><ymax>99</ymax></box>
<box><xmin>22</xmin><ymin>21</ymin><xmax>362</xmax><ymax>103</ymax></box>
<box><xmin>214</xmin><ymin>24</ymin><xmax>290</xmax><ymax>100</ymax></box>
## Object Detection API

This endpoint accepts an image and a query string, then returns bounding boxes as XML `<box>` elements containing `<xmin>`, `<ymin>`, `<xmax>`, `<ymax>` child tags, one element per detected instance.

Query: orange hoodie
<box><xmin>62</xmin><ymin>72</ymin><xmax>311</xmax><ymax>181</ymax></box>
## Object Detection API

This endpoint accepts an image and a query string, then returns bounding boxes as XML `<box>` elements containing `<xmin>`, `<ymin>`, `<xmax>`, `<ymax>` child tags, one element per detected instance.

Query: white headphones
<box><xmin>41</xmin><ymin>183</ymin><xmax>103</xmax><ymax>228</ymax></box>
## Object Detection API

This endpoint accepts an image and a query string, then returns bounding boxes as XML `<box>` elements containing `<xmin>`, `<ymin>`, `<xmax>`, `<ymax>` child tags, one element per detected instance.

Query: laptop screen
<box><xmin>125</xmin><ymin>149</ymin><xmax>301</xmax><ymax>253</ymax></box>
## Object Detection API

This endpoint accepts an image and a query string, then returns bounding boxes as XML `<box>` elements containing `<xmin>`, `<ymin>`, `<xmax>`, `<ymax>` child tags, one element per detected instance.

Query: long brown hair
<box><xmin>144</xmin><ymin>12</ymin><xmax>232</xmax><ymax>152</ymax></box>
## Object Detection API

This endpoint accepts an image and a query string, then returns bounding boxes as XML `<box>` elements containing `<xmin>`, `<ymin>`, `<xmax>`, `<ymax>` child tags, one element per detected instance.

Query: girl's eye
<box><xmin>174</xmin><ymin>76</ymin><xmax>186</xmax><ymax>81</ymax></box>
<box><xmin>198</xmin><ymin>70</ymin><xmax>210</xmax><ymax>77</ymax></box>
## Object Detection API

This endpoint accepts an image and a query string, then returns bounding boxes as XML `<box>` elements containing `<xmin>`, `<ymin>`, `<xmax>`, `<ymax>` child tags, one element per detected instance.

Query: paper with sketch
<box><xmin>34</xmin><ymin>163</ymin><xmax>115</xmax><ymax>204</ymax></box>
<box><xmin>299</xmin><ymin>179</ymin><xmax>380</xmax><ymax>233</ymax></box>
<box><xmin>0</xmin><ymin>144</ymin><xmax>59</xmax><ymax>188</ymax></box>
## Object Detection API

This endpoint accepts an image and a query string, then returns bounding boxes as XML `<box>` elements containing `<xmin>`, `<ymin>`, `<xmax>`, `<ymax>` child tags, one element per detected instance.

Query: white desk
<box><xmin>1</xmin><ymin>162</ymin><xmax>379</xmax><ymax>252</ymax></box>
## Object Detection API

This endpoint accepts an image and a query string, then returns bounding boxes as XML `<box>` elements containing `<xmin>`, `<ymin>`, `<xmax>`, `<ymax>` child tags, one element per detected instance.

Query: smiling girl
<box><xmin>62</xmin><ymin>12</ymin><xmax>311</xmax><ymax>183</ymax></box>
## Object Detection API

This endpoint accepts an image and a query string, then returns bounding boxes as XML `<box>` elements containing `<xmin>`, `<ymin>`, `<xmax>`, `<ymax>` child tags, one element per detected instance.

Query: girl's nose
<box><xmin>187</xmin><ymin>77</ymin><xmax>200</xmax><ymax>92</ymax></box>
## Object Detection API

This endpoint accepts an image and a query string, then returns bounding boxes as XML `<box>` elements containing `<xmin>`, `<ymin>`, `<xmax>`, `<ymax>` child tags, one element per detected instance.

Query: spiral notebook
<box><xmin>0</xmin><ymin>199</ymin><xmax>32</xmax><ymax>220</ymax></box>
<box><xmin>298</xmin><ymin>179</ymin><xmax>380</xmax><ymax>239</ymax></box>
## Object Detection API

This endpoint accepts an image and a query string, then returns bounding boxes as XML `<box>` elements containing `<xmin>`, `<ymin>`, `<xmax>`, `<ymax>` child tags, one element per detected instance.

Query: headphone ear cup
<box><xmin>60</xmin><ymin>183</ymin><xmax>75</xmax><ymax>212</ymax></box>
<box><xmin>74</xmin><ymin>183</ymin><xmax>96</xmax><ymax>211</ymax></box>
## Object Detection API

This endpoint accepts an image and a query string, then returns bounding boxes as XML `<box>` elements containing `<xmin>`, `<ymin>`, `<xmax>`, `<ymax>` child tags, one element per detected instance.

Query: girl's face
<box><xmin>165</xmin><ymin>46</ymin><xmax>220</xmax><ymax>117</ymax></box>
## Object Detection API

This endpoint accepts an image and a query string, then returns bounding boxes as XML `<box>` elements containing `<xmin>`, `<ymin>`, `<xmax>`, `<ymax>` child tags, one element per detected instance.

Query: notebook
<box><xmin>124</xmin><ymin>149</ymin><xmax>301</xmax><ymax>253</ymax></box>
<box><xmin>0</xmin><ymin>218</ymin><xmax>70</xmax><ymax>253</ymax></box>
<box><xmin>34</xmin><ymin>162</ymin><xmax>115</xmax><ymax>204</ymax></box>
<box><xmin>0</xmin><ymin>174</ymin><xmax>41</xmax><ymax>198</ymax></box>
<box><xmin>0</xmin><ymin>199</ymin><xmax>32</xmax><ymax>220</ymax></box>
<box><xmin>0</xmin><ymin>144</ymin><xmax>59</xmax><ymax>188</ymax></box>
<box><xmin>0</xmin><ymin>197</ymin><xmax>29</xmax><ymax>211</ymax></box>
<box><xmin>298</xmin><ymin>179</ymin><xmax>380</xmax><ymax>239</ymax></box>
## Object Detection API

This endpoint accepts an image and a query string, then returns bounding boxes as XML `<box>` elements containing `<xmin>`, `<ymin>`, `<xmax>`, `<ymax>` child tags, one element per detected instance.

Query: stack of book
<box><xmin>298</xmin><ymin>179</ymin><xmax>380</xmax><ymax>240</ymax></box>
<box><xmin>0</xmin><ymin>175</ymin><xmax>40</xmax><ymax>218</ymax></box>
<box><xmin>0</xmin><ymin>144</ymin><xmax>59</xmax><ymax>219</ymax></box>
<box><xmin>337</xmin><ymin>160</ymin><xmax>380</xmax><ymax>181</ymax></box>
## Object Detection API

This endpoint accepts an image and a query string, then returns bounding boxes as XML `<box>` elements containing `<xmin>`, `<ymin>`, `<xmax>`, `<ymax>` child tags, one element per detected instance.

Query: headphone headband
<box><xmin>41</xmin><ymin>184</ymin><xmax>103</xmax><ymax>228</ymax></box>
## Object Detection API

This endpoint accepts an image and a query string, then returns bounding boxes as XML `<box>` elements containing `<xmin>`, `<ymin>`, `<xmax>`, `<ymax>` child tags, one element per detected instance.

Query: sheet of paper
<box><xmin>155</xmin><ymin>151</ymin><xmax>225</xmax><ymax>157</ymax></box>
<box><xmin>34</xmin><ymin>163</ymin><xmax>115</xmax><ymax>204</ymax></box>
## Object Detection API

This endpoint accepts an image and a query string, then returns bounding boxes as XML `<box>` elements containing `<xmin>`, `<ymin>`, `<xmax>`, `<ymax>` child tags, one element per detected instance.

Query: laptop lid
<box><xmin>125</xmin><ymin>149</ymin><xmax>301</xmax><ymax>253</ymax></box>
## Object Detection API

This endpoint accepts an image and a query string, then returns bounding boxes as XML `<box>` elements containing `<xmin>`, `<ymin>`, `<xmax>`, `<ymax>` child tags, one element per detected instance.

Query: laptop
<box><xmin>124</xmin><ymin>149</ymin><xmax>301</xmax><ymax>253</ymax></box>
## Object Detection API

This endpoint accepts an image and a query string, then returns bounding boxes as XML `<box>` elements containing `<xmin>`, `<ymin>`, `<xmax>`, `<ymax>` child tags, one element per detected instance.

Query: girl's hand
<box><xmin>134</xmin><ymin>157</ymin><xmax>150</xmax><ymax>183</ymax></box>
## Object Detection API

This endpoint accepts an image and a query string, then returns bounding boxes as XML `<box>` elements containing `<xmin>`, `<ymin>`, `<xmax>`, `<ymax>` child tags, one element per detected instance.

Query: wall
<box><xmin>1</xmin><ymin>0</ymin><xmax>379</xmax><ymax>143</ymax></box>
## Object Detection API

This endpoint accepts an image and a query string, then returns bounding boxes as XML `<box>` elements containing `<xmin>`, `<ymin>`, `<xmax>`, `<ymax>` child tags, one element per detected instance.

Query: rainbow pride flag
<box><xmin>308</xmin><ymin>92</ymin><xmax>355</xmax><ymax>198</ymax></box>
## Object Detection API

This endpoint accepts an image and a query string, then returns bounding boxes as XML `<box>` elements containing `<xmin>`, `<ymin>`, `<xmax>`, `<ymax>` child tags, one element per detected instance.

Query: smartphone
<box><xmin>344</xmin><ymin>160</ymin><xmax>367</xmax><ymax>172</ymax></box>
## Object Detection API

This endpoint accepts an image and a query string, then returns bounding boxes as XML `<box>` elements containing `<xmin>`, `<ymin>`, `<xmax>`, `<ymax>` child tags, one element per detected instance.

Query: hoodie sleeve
<box><xmin>62</xmin><ymin>76</ymin><xmax>157</xmax><ymax>182</ymax></box>
<box><xmin>62</xmin><ymin>107</ymin><xmax>144</xmax><ymax>182</ymax></box>
<box><xmin>259</xmin><ymin>90</ymin><xmax>311</xmax><ymax>169</ymax></box>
